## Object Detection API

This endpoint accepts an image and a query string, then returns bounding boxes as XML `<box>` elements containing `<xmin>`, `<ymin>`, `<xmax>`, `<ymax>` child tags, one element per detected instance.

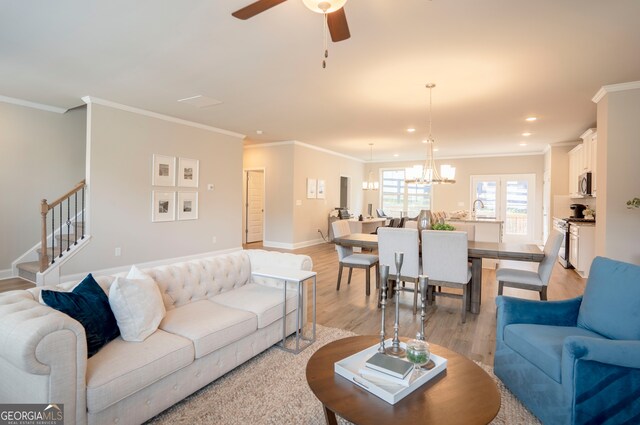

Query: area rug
<box><xmin>147</xmin><ymin>325</ymin><xmax>540</xmax><ymax>424</ymax></box>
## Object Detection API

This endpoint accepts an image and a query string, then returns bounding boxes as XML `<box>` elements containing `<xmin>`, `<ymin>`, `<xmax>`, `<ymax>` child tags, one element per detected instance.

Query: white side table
<box><xmin>251</xmin><ymin>267</ymin><xmax>317</xmax><ymax>354</ymax></box>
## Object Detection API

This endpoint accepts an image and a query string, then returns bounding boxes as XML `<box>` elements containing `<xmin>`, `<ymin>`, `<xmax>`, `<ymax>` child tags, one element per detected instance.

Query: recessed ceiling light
<box><xmin>522</xmin><ymin>132</ymin><xmax>532</xmax><ymax>137</ymax></box>
<box><xmin>519</xmin><ymin>142</ymin><xmax>527</xmax><ymax>146</ymax></box>
<box><xmin>433</xmin><ymin>148</ymin><xmax>439</xmax><ymax>152</ymax></box>
<box><xmin>525</xmin><ymin>117</ymin><xmax>537</xmax><ymax>122</ymax></box>
<box><xmin>393</xmin><ymin>153</ymin><xmax>399</xmax><ymax>157</ymax></box>
<box><xmin>407</xmin><ymin>128</ymin><xmax>416</xmax><ymax>133</ymax></box>
<box><xmin>256</xmin><ymin>130</ymin><xmax>263</xmax><ymax>135</ymax></box>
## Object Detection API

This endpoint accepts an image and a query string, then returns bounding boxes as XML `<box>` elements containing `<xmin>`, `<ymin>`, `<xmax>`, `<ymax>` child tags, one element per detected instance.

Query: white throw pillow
<box><xmin>108</xmin><ymin>265</ymin><xmax>166</xmax><ymax>342</ymax></box>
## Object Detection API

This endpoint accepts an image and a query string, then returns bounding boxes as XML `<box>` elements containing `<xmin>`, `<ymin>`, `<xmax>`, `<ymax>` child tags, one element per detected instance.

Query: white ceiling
<box><xmin>2</xmin><ymin>0</ymin><xmax>640</xmax><ymax>161</ymax></box>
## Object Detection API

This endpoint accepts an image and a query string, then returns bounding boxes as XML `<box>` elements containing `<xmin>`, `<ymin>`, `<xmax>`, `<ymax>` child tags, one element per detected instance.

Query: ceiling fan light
<box><xmin>302</xmin><ymin>0</ymin><xmax>347</xmax><ymax>14</ymax></box>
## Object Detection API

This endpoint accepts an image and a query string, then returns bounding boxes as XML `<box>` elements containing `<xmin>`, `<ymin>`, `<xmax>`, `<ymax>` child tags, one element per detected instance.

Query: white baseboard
<box><xmin>262</xmin><ymin>241</ymin><xmax>295</xmax><ymax>250</ymax></box>
<box><xmin>0</xmin><ymin>269</ymin><xmax>13</xmax><ymax>279</ymax></box>
<box><xmin>59</xmin><ymin>246</ymin><xmax>243</xmax><ymax>284</ymax></box>
<box><xmin>263</xmin><ymin>238</ymin><xmax>326</xmax><ymax>251</ymax></box>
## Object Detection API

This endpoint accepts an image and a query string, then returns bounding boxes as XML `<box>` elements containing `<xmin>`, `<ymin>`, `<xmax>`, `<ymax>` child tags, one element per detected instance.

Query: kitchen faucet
<box><xmin>472</xmin><ymin>199</ymin><xmax>485</xmax><ymax>214</ymax></box>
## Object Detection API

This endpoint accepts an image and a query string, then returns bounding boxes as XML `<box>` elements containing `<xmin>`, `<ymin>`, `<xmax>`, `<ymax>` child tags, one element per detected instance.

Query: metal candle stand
<box><xmin>385</xmin><ymin>252</ymin><xmax>406</xmax><ymax>358</ymax></box>
<box><xmin>416</xmin><ymin>275</ymin><xmax>429</xmax><ymax>341</ymax></box>
<box><xmin>378</xmin><ymin>265</ymin><xmax>389</xmax><ymax>354</ymax></box>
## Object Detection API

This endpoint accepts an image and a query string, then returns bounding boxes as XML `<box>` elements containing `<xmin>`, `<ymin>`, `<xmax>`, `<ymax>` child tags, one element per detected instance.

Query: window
<box><xmin>471</xmin><ymin>174</ymin><xmax>535</xmax><ymax>243</ymax></box>
<box><xmin>381</xmin><ymin>169</ymin><xmax>431</xmax><ymax>217</ymax></box>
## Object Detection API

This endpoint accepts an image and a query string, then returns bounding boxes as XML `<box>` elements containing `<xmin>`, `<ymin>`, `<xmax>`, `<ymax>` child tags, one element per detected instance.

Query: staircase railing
<box><xmin>39</xmin><ymin>180</ymin><xmax>87</xmax><ymax>272</ymax></box>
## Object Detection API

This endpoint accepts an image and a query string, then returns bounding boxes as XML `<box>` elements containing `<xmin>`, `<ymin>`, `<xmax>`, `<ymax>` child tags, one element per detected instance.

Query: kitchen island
<box><xmin>446</xmin><ymin>218</ymin><xmax>503</xmax><ymax>243</ymax></box>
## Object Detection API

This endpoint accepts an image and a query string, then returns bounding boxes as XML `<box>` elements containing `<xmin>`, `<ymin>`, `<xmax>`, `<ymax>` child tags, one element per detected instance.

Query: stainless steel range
<box><xmin>553</xmin><ymin>217</ymin><xmax>596</xmax><ymax>268</ymax></box>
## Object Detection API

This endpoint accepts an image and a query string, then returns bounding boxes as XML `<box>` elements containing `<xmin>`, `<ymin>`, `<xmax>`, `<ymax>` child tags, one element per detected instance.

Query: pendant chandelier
<box><xmin>362</xmin><ymin>143</ymin><xmax>379</xmax><ymax>190</ymax></box>
<box><xmin>405</xmin><ymin>84</ymin><xmax>456</xmax><ymax>185</ymax></box>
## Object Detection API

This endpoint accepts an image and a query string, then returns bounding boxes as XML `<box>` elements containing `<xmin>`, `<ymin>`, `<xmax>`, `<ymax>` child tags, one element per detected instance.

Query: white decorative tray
<box><xmin>334</xmin><ymin>339</ymin><xmax>447</xmax><ymax>405</ymax></box>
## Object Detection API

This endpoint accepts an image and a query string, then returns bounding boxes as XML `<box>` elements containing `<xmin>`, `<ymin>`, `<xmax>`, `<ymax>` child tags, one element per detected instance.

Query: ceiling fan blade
<box><xmin>327</xmin><ymin>7</ymin><xmax>351</xmax><ymax>42</ymax></box>
<box><xmin>232</xmin><ymin>0</ymin><xmax>287</xmax><ymax>20</ymax></box>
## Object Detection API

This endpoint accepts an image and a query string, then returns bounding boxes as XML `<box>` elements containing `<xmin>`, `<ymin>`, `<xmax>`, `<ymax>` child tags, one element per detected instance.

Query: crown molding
<box><xmin>81</xmin><ymin>96</ymin><xmax>245</xmax><ymax>139</ymax></box>
<box><xmin>0</xmin><ymin>95</ymin><xmax>68</xmax><ymax>114</ymax></box>
<box><xmin>592</xmin><ymin>81</ymin><xmax>640</xmax><ymax>103</ymax></box>
<box><xmin>244</xmin><ymin>140</ymin><xmax>364</xmax><ymax>163</ymax></box>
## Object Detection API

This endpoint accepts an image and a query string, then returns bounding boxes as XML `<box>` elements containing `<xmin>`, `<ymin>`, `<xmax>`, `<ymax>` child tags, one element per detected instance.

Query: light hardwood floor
<box><xmin>246</xmin><ymin>241</ymin><xmax>586</xmax><ymax>365</ymax></box>
<box><xmin>0</xmin><ymin>277</ymin><xmax>35</xmax><ymax>293</ymax></box>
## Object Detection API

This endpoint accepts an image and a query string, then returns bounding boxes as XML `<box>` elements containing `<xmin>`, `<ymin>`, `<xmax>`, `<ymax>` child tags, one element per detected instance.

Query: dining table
<box><xmin>332</xmin><ymin>233</ymin><xmax>545</xmax><ymax>314</ymax></box>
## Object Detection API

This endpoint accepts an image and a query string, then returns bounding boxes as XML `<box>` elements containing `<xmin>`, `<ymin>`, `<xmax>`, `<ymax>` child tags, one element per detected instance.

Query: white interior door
<box><xmin>246</xmin><ymin>170</ymin><xmax>264</xmax><ymax>243</ymax></box>
<box><xmin>471</xmin><ymin>174</ymin><xmax>535</xmax><ymax>243</ymax></box>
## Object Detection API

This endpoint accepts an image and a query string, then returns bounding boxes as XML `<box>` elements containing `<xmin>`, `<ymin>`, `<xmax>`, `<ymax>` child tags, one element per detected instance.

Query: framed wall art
<box><xmin>178</xmin><ymin>157</ymin><xmax>199</xmax><ymax>188</ymax></box>
<box><xmin>177</xmin><ymin>192</ymin><xmax>199</xmax><ymax>220</ymax></box>
<box><xmin>152</xmin><ymin>154</ymin><xmax>176</xmax><ymax>186</ymax></box>
<box><xmin>307</xmin><ymin>178</ymin><xmax>317</xmax><ymax>199</ymax></box>
<box><xmin>152</xmin><ymin>191</ymin><xmax>176</xmax><ymax>222</ymax></box>
<box><xmin>317</xmin><ymin>179</ymin><xmax>326</xmax><ymax>199</ymax></box>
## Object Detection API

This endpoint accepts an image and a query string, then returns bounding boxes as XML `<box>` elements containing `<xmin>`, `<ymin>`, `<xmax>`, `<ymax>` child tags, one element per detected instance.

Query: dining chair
<box><xmin>421</xmin><ymin>230</ymin><xmax>472</xmax><ymax>323</ymax></box>
<box><xmin>331</xmin><ymin>220</ymin><xmax>379</xmax><ymax>296</ymax></box>
<box><xmin>496</xmin><ymin>230</ymin><xmax>564</xmax><ymax>300</ymax></box>
<box><xmin>377</xmin><ymin>227</ymin><xmax>420</xmax><ymax>314</ymax></box>
<box><xmin>376</xmin><ymin>209</ymin><xmax>390</xmax><ymax>219</ymax></box>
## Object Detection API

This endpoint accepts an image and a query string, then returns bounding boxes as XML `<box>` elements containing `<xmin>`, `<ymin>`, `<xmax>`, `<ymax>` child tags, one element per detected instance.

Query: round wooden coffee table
<box><xmin>306</xmin><ymin>336</ymin><xmax>500</xmax><ymax>425</ymax></box>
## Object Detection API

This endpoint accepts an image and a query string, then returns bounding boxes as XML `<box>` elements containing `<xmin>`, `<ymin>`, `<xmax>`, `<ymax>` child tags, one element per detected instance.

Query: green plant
<box><xmin>431</xmin><ymin>223</ymin><xmax>455</xmax><ymax>231</ymax></box>
<box><xmin>627</xmin><ymin>197</ymin><xmax>640</xmax><ymax>209</ymax></box>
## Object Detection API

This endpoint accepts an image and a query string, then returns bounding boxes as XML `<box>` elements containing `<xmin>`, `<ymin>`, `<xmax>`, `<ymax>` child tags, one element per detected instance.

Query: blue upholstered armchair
<box><xmin>495</xmin><ymin>256</ymin><xmax>640</xmax><ymax>425</ymax></box>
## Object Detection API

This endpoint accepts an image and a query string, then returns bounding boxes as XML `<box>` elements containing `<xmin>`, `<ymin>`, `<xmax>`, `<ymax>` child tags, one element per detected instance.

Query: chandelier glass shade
<box><xmin>302</xmin><ymin>0</ymin><xmax>348</xmax><ymax>13</ymax></box>
<box><xmin>363</xmin><ymin>143</ymin><xmax>379</xmax><ymax>190</ymax></box>
<box><xmin>405</xmin><ymin>84</ymin><xmax>456</xmax><ymax>185</ymax></box>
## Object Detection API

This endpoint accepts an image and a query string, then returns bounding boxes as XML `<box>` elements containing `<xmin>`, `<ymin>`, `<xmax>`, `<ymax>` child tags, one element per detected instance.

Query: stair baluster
<box><xmin>38</xmin><ymin>180</ymin><xmax>87</xmax><ymax>273</ymax></box>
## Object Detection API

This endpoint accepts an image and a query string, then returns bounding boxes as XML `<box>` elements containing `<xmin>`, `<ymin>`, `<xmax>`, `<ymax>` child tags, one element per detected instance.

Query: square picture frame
<box><xmin>317</xmin><ymin>179</ymin><xmax>326</xmax><ymax>199</ymax></box>
<box><xmin>152</xmin><ymin>191</ymin><xmax>176</xmax><ymax>222</ymax></box>
<box><xmin>177</xmin><ymin>192</ymin><xmax>199</xmax><ymax>220</ymax></box>
<box><xmin>178</xmin><ymin>157</ymin><xmax>199</xmax><ymax>188</ymax></box>
<box><xmin>152</xmin><ymin>154</ymin><xmax>176</xmax><ymax>186</ymax></box>
<box><xmin>307</xmin><ymin>178</ymin><xmax>317</xmax><ymax>199</ymax></box>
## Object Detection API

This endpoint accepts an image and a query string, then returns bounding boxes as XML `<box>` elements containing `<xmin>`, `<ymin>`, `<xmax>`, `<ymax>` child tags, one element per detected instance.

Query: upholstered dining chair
<box><xmin>421</xmin><ymin>230</ymin><xmax>472</xmax><ymax>323</ymax></box>
<box><xmin>496</xmin><ymin>230</ymin><xmax>563</xmax><ymax>300</ymax></box>
<box><xmin>331</xmin><ymin>220</ymin><xmax>379</xmax><ymax>296</ymax></box>
<box><xmin>377</xmin><ymin>227</ymin><xmax>420</xmax><ymax>314</ymax></box>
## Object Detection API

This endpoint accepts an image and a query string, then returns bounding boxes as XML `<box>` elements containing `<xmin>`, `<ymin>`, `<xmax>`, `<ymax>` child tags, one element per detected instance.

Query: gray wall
<box><xmin>62</xmin><ymin>103</ymin><xmax>243</xmax><ymax>275</ymax></box>
<box><xmin>243</xmin><ymin>142</ymin><xmax>364</xmax><ymax>248</ymax></box>
<box><xmin>0</xmin><ymin>101</ymin><xmax>86</xmax><ymax>271</ymax></box>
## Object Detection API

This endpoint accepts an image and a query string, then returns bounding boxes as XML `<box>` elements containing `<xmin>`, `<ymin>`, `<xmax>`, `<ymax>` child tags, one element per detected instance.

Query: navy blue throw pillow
<box><xmin>42</xmin><ymin>273</ymin><xmax>120</xmax><ymax>357</ymax></box>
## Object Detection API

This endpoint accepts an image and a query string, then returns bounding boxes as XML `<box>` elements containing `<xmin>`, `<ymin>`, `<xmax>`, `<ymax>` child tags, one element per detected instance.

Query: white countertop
<box><xmin>447</xmin><ymin>218</ymin><xmax>504</xmax><ymax>224</ymax></box>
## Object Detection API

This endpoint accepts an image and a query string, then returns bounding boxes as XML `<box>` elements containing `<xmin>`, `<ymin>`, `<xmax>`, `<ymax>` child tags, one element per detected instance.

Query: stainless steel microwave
<box><xmin>579</xmin><ymin>172</ymin><xmax>592</xmax><ymax>196</ymax></box>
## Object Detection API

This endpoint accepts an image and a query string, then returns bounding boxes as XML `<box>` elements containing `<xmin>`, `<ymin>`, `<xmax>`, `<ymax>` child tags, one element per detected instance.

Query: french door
<box><xmin>471</xmin><ymin>174</ymin><xmax>535</xmax><ymax>243</ymax></box>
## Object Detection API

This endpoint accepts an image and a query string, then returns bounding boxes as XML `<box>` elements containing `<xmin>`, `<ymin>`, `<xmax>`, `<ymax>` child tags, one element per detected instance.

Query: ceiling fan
<box><xmin>232</xmin><ymin>0</ymin><xmax>350</xmax><ymax>42</ymax></box>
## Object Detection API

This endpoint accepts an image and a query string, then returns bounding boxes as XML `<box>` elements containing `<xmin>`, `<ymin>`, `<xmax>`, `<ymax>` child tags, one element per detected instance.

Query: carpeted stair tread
<box><xmin>17</xmin><ymin>261</ymin><xmax>39</xmax><ymax>273</ymax></box>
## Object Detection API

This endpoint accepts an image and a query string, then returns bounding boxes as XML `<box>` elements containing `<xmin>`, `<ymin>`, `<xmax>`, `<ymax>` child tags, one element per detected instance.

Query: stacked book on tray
<box><xmin>360</xmin><ymin>352</ymin><xmax>414</xmax><ymax>387</ymax></box>
<box><xmin>334</xmin><ymin>340</ymin><xmax>448</xmax><ymax>405</ymax></box>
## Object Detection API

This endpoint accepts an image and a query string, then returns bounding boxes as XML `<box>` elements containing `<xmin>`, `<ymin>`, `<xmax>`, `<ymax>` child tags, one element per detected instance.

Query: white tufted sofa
<box><xmin>0</xmin><ymin>249</ymin><xmax>312</xmax><ymax>425</ymax></box>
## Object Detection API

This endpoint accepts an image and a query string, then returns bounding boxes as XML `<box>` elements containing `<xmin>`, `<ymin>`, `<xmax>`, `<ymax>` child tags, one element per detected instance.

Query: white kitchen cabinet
<box><xmin>569</xmin><ymin>128</ymin><xmax>597</xmax><ymax>198</ymax></box>
<box><xmin>568</xmin><ymin>144</ymin><xmax>583</xmax><ymax>197</ymax></box>
<box><xmin>569</xmin><ymin>224</ymin><xmax>595</xmax><ymax>278</ymax></box>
